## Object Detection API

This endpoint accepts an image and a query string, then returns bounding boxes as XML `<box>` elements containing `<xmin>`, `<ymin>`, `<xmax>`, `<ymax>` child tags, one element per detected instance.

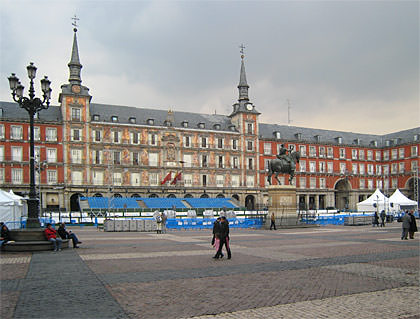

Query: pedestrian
<box><xmin>408</xmin><ymin>210</ymin><xmax>418</xmax><ymax>239</ymax></box>
<box><xmin>214</xmin><ymin>216</ymin><xmax>231</xmax><ymax>259</ymax></box>
<box><xmin>156</xmin><ymin>212</ymin><xmax>163</xmax><ymax>234</ymax></box>
<box><xmin>270</xmin><ymin>212</ymin><xmax>276</xmax><ymax>230</ymax></box>
<box><xmin>373</xmin><ymin>211</ymin><xmax>379</xmax><ymax>227</ymax></box>
<box><xmin>211</xmin><ymin>217</ymin><xmax>223</xmax><ymax>258</ymax></box>
<box><xmin>0</xmin><ymin>223</ymin><xmax>11</xmax><ymax>248</ymax></box>
<box><xmin>58</xmin><ymin>223</ymin><xmax>82</xmax><ymax>248</ymax></box>
<box><xmin>161</xmin><ymin>212</ymin><xmax>167</xmax><ymax>234</ymax></box>
<box><xmin>44</xmin><ymin>223</ymin><xmax>63</xmax><ymax>251</ymax></box>
<box><xmin>401</xmin><ymin>211</ymin><xmax>411</xmax><ymax>240</ymax></box>
<box><xmin>380</xmin><ymin>210</ymin><xmax>386</xmax><ymax>227</ymax></box>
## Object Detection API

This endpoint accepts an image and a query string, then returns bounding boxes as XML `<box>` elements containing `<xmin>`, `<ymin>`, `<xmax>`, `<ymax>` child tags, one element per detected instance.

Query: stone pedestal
<box><xmin>3</xmin><ymin>229</ymin><xmax>69</xmax><ymax>252</ymax></box>
<box><xmin>267</xmin><ymin>185</ymin><xmax>301</xmax><ymax>227</ymax></box>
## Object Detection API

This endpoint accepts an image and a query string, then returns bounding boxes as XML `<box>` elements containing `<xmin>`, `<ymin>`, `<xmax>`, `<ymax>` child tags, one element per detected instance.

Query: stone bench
<box><xmin>3</xmin><ymin>239</ymin><xmax>69</xmax><ymax>252</ymax></box>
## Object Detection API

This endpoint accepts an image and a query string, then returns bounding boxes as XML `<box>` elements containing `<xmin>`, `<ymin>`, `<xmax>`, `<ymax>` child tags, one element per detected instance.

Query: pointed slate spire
<box><xmin>238</xmin><ymin>51</ymin><xmax>249</xmax><ymax>102</ymax></box>
<box><xmin>68</xmin><ymin>27</ymin><xmax>83</xmax><ymax>85</ymax></box>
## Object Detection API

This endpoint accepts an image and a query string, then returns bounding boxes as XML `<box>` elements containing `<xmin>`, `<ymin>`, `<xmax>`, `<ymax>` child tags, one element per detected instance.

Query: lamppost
<box><xmin>8</xmin><ymin>62</ymin><xmax>51</xmax><ymax>228</ymax></box>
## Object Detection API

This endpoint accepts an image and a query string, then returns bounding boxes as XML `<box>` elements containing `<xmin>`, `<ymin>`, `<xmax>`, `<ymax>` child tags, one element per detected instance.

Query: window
<box><xmin>93</xmin><ymin>130</ymin><xmax>101</xmax><ymax>142</ymax></box>
<box><xmin>309</xmin><ymin>146</ymin><xmax>316</xmax><ymax>157</ymax></box>
<box><xmin>183</xmin><ymin>154</ymin><xmax>192</xmax><ymax>168</ymax></box>
<box><xmin>216</xmin><ymin>175</ymin><xmax>224</xmax><ymax>187</ymax></box>
<box><xmin>391</xmin><ymin>163</ymin><xmax>397</xmax><ymax>174</ymax></box>
<box><xmin>131</xmin><ymin>173</ymin><xmax>140</xmax><ymax>186</ymax></box>
<box><xmin>377</xmin><ymin>180</ymin><xmax>383</xmax><ymax>189</ymax></box>
<box><xmin>367</xmin><ymin>179</ymin><xmax>373</xmax><ymax>189</ymax></box>
<box><xmin>113</xmin><ymin>151</ymin><xmax>121</xmax><ymax>165</ymax></box>
<box><xmin>232</xmin><ymin>156</ymin><xmax>239</xmax><ymax>169</ymax></box>
<box><xmin>264</xmin><ymin>143</ymin><xmax>271</xmax><ymax>155</ymax></box>
<box><xmin>246</xmin><ymin>175</ymin><xmax>254</xmax><ymax>187</ymax></box>
<box><xmin>113</xmin><ymin>172</ymin><xmax>122</xmax><ymax>186</ymax></box>
<box><xmin>384</xmin><ymin>151</ymin><xmax>389</xmax><ymax>160</ymax></box>
<box><xmin>411</xmin><ymin>161</ymin><xmax>418</xmax><ymax>172</ymax></box>
<box><xmin>113</xmin><ymin>131</ymin><xmax>121</xmax><ymax>143</ymax></box>
<box><xmin>183</xmin><ymin>174</ymin><xmax>192</xmax><ymax>187</ymax></box>
<box><xmin>359</xmin><ymin>179</ymin><xmax>365</xmax><ymax>189</ymax></box>
<box><xmin>149</xmin><ymin>153</ymin><xmax>158</xmax><ymax>166</ymax></box>
<box><xmin>352</xmin><ymin>163</ymin><xmax>358</xmax><ymax>175</ymax></box>
<box><xmin>201</xmin><ymin>154</ymin><xmax>208</xmax><ymax>167</ymax></box>
<box><xmin>310</xmin><ymin>177</ymin><xmax>316</xmax><ymax>189</ymax></box>
<box><xmin>232</xmin><ymin>139</ymin><xmax>238</xmax><ymax>150</ymax></box>
<box><xmin>132</xmin><ymin>152</ymin><xmax>139</xmax><ymax>165</ymax></box>
<box><xmin>28</xmin><ymin>126</ymin><xmax>40</xmax><ymax>141</ymax></box>
<box><xmin>299</xmin><ymin>160</ymin><xmax>306</xmax><ymax>172</ymax></box>
<box><xmin>71</xmin><ymin>108</ymin><xmax>81</xmax><ymax>121</ymax></box>
<box><xmin>319</xmin><ymin>147</ymin><xmax>325</xmax><ymax>158</ymax></box>
<box><xmin>217</xmin><ymin>138</ymin><xmax>224</xmax><ymax>149</ymax></box>
<box><xmin>92</xmin><ymin>150</ymin><xmax>102</xmax><ymax>164</ymax></box>
<box><xmin>71</xmin><ymin>171</ymin><xmax>82</xmax><ymax>184</ymax></box>
<box><xmin>11</xmin><ymin>147</ymin><xmax>22</xmax><ymax>161</ymax></box>
<box><xmin>275</xmin><ymin>131</ymin><xmax>281</xmax><ymax>139</ymax></box>
<box><xmin>376</xmin><ymin>165</ymin><xmax>382</xmax><ymax>175</ymax></box>
<box><xmin>202</xmin><ymin>174</ymin><xmax>207</xmax><ymax>186</ymax></box>
<box><xmin>411</xmin><ymin>146</ymin><xmax>418</xmax><ymax>157</ymax></box>
<box><xmin>367</xmin><ymin>150</ymin><xmax>373</xmax><ymax>161</ymax></box>
<box><xmin>0</xmin><ymin>124</ymin><xmax>4</xmax><ymax>139</ymax></box>
<box><xmin>359</xmin><ymin>163</ymin><xmax>365</xmax><ymax>175</ymax></box>
<box><xmin>339</xmin><ymin>148</ymin><xmax>346</xmax><ymax>159</ymax></box>
<box><xmin>383</xmin><ymin>165</ymin><xmax>389</xmax><ymax>175</ymax></box>
<box><xmin>340</xmin><ymin>163</ymin><xmax>346</xmax><ymax>174</ymax></box>
<box><xmin>129</xmin><ymin>117</ymin><xmax>136</xmax><ymax>124</ymax></box>
<box><xmin>12</xmin><ymin>168</ymin><xmax>23</xmax><ymax>184</ymax></box>
<box><xmin>247</xmin><ymin>123</ymin><xmax>253</xmax><ymax>134</ymax></box>
<box><xmin>92</xmin><ymin>114</ymin><xmax>100</xmax><ymax>121</ymax></box>
<box><xmin>0</xmin><ymin>168</ymin><xmax>3</xmax><ymax>183</ymax></box>
<box><xmin>92</xmin><ymin>171</ymin><xmax>103</xmax><ymax>185</ymax></box>
<box><xmin>392</xmin><ymin>178</ymin><xmax>398</xmax><ymax>189</ymax></box>
<box><xmin>319</xmin><ymin>178</ymin><xmax>326</xmax><ymax>189</ymax></box>
<box><xmin>299</xmin><ymin>177</ymin><xmax>306</xmax><ymax>189</ymax></box>
<box><xmin>72</xmin><ymin>149</ymin><xmax>82</xmax><ymax>164</ymax></box>
<box><xmin>46</xmin><ymin>128</ymin><xmax>57</xmax><ymax>142</ymax></box>
<box><xmin>368</xmin><ymin>164</ymin><xmax>374</xmax><ymax>175</ymax></box>
<box><xmin>46</xmin><ymin>148</ymin><xmax>57</xmax><ymax>163</ymax></box>
<box><xmin>352</xmin><ymin>149</ymin><xmax>358</xmax><ymax>160</ymax></box>
<box><xmin>359</xmin><ymin>150</ymin><xmax>365</xmax><ymax>160</ymax></box>
<box><xmin>47</xmin><ymin>170</ymin><xmax>57</xmax><ymax>184</ymax></box>
<box><xmin>0</xmin><ymin>146</ymin><xmax>3</xmax><ymax>161</ymax></box>
<box><xmin>247</xmin><ymin>140</ymin><xmax>253</xmax><ymax>151</ymax></box>
<box><xmin>391</xmin><ymin>149</ymin><xmax>397</xmax><ymax>160</ymax></box>
<box><xmin>201</xmin><ymin>137</ymin><xmax>208</xmax><ymax>148</ymax></box>
<box><xmin>182</xmin><ymin>121</ymin><xmax>188</xmax><ymax>128</ymax></box>
<box><xmin>375</xmin><ymin>151</ymin><xmax>381</xmax><ymax>161</ymax></box>
<box><xmin>299</xmin><ymin>145</ymin><xmax>307</xmax><ymax>156</ymax></box>
<box><xmin>71</xmin><ymin>128</ymin><xmax>81</xmax><ymax>141</ymax></box>
<box><xmin>184</xmin><ymin>136</ymin><xmax>191</xmax><ymax>148</ymax></box>
<box><xmin>231</xmin><ymin>175</ymin><xmax>239</xmax><ymax>187</ymax></box>
<box><xmin>288</xmin><ymin>144</ymin><xmax>296</xmax><ymax>152</ymax></box>
<box><xmin>327</xmin><ymin>162</ymin><xmax>333</xmax><ymax>173</ymax></box>
<box><xmin>399</xmin><ymin>148</ymin><xmax>405</xmax><ymax>159</ymax></box>
<box><xmin>149</xmin><ymin>133</ymin><xmax>157</xmax><ymax>145</ymax></box>
<box><xmin>318</xmin><ymin>161</ymin><xmax>325</xmax><ymax>173</ymax></box>
<box><xmin>11</xmin><ymin>126</ymin><xmax>23</xmax><ymax>139</ymax></box>
<box><xmin>327</xmin><ymin>147</ymin><xmax>333</xmax><ymax>158</ymax></box>
<box><xmin>399</xmin><ymin>162</ymin><xmax>405</xmax><ymax>173</ymax></box>
<box><xmin>149</xmin><ymin>173</ymin><xmax>158</xmax><ymax>186</ymax></box>
<box><xmin>217</xmin><ymin>155</ymin><xmax>224</xmax><ymax>168</ymax></box>
<box><xmin>309</xmin><ymin>161</ymin><xmax>316</xmax><ymax>173</ymax></box>
<box><xmin>248</xmin><ymin>158</ymin><xmax>254</xmax><ymax>170</ymax></box>
<box><xmin>129</xmin><ymin>132</ymin><xmax>139</xmax><ymax>144</ymax></box>
<box><xmin>264</xmin><ymin>159</ymin><xmax>270</xmax><ymax>170</ymax></box>
<box><xmin>111</xmin><ymin>116</ymin><xmax>118</xmax><ymax>122</ymax></box>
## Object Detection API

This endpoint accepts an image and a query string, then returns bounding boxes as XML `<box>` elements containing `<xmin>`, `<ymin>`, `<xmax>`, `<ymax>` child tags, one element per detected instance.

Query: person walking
<box><xmin>408</xmin><ymin>210</ymin><xmax>418</xmax><ymax>239</ymax></box>
<box><xmin>44</xmin><ymin>223</ymin><xmax>63</xmax><ymax>251</ymax></box>
<box><xmin>401</xmin><ymin>211</ymin><xmax>411</xmax><ymax>240</ymax></box>
<box><xmin>380</xmin><ymin>210</ymin><xmax>386</xmax><ymax>227</ymax></box>
<box><xmin>211</xmin><ymin>217</ymin><xmax>223</xmax><ymax>258</ymax></box>
<box><xmin>373</xmin><ymin>211</ymin><xmax>380</xmax><ymax>227</ymax></box>
<box><xmin>214</xmin><ymin>216</ymin><xmax>231</xmax><ymax>259</ymax></box>
<box><xmin>270</xmin><ymin>212</ymin><xmax>276</xmax><ymax>230</ymax></box>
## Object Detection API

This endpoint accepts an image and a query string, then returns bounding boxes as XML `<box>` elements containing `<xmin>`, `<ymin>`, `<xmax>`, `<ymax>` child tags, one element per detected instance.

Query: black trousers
<box><xmin>270</xmin><ymin>220</ymin><xmax>276</xmax><ymax>230</ymax></box>
<box><xmin>215</xmin><ymin>237</ymin><xmax>231</xmax><ymax>258</ymax></box>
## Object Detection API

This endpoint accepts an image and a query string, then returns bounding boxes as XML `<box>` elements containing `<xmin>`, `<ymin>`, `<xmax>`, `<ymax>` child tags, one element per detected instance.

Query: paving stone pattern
<box><xmin>0</xmin><ymin>224</ymin><xmax>419</xmax><ymax>319</ymax></box>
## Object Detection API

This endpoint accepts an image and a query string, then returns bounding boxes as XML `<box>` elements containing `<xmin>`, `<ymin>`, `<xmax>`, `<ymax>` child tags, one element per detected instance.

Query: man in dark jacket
<box><xmin>58</xmin><ymin>223</ymin><xmax>82</xmax><ymax>248</ymax></box>
<box><xmin>401</xmin><ymin>211</ymin><xmax>411</xmax><ymax>240</ymax></box>
<box><xmin>214</xmin><ymin>216</ymin><xmax>231</xmax><ymax>259</ymax></box>
<box><xmin>0</xmin><ymin>223</ymin><xmax>11</xmax><ymax>247</ymax></box>
<box><xmin>408</xmin><ymin>210</ymin><xmax>418</xmax><ymax>239</ymax></box>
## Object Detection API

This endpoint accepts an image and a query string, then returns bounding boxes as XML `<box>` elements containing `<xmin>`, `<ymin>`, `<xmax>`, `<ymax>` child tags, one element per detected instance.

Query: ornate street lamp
<box><xmin>8</xmin><ymin>62</ymin><xmax>51</xmax><ymax>228</ymax></box>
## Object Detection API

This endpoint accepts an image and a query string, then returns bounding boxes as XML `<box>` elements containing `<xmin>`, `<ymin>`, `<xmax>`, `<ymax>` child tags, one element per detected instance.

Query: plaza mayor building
<box><xmin>0</xmin><ymin>28</ymin><xmax>419</xmax><ymax>213</ymax></box>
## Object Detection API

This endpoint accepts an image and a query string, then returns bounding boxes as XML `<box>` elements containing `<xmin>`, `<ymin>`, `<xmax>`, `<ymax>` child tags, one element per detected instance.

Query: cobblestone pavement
<box><xmin>0</xmin><ymin>223</ymin><xmax>419</xmax><ymax>319</ymax></box>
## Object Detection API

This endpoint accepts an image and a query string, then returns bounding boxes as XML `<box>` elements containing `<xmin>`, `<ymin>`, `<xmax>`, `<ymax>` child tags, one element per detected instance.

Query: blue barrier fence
<box><xmin>166</xmin><ymin>218</ymin><xmax>264</xmax><ymax>230</ymax></box>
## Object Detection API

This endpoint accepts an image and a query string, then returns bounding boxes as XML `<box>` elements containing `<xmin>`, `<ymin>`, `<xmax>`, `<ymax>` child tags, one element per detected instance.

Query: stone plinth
<box><xmin>3</xmin><ymin>229</ymin><xmax>69</xmax><ymax>252</ymax></box>
<box><xmin>267</xmin><ymin>185</ymin><xmax>301</xmax><ymax>227</ymax></box>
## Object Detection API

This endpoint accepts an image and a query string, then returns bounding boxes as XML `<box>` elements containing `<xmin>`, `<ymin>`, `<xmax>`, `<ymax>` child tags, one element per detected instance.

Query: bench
<box><xmin>2</xmin><ymin>239</ymin><xmax>69</xmax><ymax>252</ymax></box>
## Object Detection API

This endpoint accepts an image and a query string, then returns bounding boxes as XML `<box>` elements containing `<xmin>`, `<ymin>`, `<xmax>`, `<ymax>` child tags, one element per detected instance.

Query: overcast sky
<box><xmin>1</xmin><ymin>0</ymin><xmax>418</xmax><ymax>135</ymax></box>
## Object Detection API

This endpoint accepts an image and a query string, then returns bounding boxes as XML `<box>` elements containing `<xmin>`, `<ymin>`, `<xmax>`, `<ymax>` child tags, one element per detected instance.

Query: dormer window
<box><xmin>182</xmin><ymin>121</ymin><xmax>188</xmax><ymax>128</ymax></box>
<box><xmin>295</xmin><ymin>133</ymin><xmax>302</xmax><ymax>140</ymax></box>
<box><xmin>314</xmin><ymin>135</ymin><xmax>321</xmax><ymax>143</ymax></box>
<box><xmin>336</xmin><ymin>137</ymin><xmax>342</xmax><ymax>144</ymax></box>
<box><xmin>229</xmin><ymin>125</ymin><xmax>236</xmax><ymax>132</ymax></box>
<box><xmin>385</xmin><ymin>140</ymin><xmax>391</xmax><ymax>147</ymax></box>
<box><xmin>414</xmin><ymin>134</ymin><xmax>419</xmax><ymax>141</ymax></box>
<box><xmin>393</xmin><ymin>138</ymin><xmax>400</xmax><ymax>145</ymax></box>
<box><xmin>111</xmin><ymin>116</ymin><xmax>118</xmax><ymax>123</ymax></box>
<box><xmin>370</xmin><ymin>140</ymin><xmax>378</xmax><ymax>147</ymax></box>
<box><xmin>213</xmin><ymin>124</ymin><xmax>221</xmax><ymax>130</ymax></box>
<box><xmin>354</xmin><ymin>138</ymin><xmax>361</xmax><ymax>145</ymax></box>
<box><xmin>147</xmin><ymin>119</ymin><xmax>154</xmax><ymax>125</ymax></box>
<box><xmin>92</xmin><ymin>114</ymin><xmax>100</xmax><ymax>121</ymax></box>
<box><xmin>164</xmin><ymin>120</ymin><xmax>172</xmax><ymax>127</ymax></box>
<box><xmin>274</xmin><ymin>131</ymin><xmax>281</xmax><ymax>139</ymax></box>
<box><xmin>198</xmin><ymin>122</ymin><xmax>205</xmax><ymax>129</ymax></box>
<box><xmin>0</xmin><ymin>108</ymin><xmax>3</xmax><ymax>117</ymax></box>
<box><xmin>129</xmin><ymin>117</ymin><xmax>136</xmax><ymax>124</ymax></box>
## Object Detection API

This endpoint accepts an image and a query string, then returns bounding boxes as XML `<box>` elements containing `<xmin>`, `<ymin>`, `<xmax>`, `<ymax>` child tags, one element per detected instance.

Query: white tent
<box><xmin>356</xmin><ymin>188</ymin><xmax>390</xmax><ymax>213</ymax></box>
<box><xmin>389</xmin><ymin>189</ymin><xmax>418</xmax><ymax>212</ymax></box>
<box><xmin>0</xmin><ymin>189</ymin><xmax>26</xmax><ymax>229</ymax></box>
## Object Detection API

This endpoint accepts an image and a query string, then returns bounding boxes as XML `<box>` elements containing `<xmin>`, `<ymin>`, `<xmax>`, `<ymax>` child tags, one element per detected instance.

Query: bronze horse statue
<box><xmin>267</xmin><ymin>151</ymin><xmax>300</xmax><ymax>185</ymax></box>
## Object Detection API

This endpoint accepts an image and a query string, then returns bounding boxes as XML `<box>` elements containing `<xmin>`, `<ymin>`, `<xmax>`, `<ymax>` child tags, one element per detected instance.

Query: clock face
<box><xmin>246</xmin><ymin>103</ymin><xmax>253</xmax><ymax>111</ymax></box>
<box><xmin>72</xmin><ymin>85</ymin><xmax>81</xmax><ymax>93</ymax></box>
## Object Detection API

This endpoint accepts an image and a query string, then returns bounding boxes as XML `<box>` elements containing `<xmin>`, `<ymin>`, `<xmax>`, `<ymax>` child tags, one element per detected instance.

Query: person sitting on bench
<box><xmin>0</xmin><ymin>223</ymin><xmax>11</xmax><ymax>248</ymax></box>
<box><xmin>44</xmin><ymin>223</ymin><xmax>63</xmax><ymax>252</ymax></box>
<box><xmin>58</xmin><ymin>223</ymin><xmax>82</xmax><ymax>248</ymax></box>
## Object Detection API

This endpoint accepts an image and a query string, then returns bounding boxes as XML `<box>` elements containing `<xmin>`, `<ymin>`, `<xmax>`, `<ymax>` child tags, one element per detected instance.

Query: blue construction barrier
<box><xmin>165</xmin><ymin>218</ymin><xmax>264</xmax><ymax>230</ymax></box>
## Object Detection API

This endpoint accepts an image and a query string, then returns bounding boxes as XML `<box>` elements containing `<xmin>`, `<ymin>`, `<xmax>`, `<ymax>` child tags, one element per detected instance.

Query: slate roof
<box><xmin>0</xmin><ymin>101</ymin><xmax>62</xmax><ymax>123</ymax></box>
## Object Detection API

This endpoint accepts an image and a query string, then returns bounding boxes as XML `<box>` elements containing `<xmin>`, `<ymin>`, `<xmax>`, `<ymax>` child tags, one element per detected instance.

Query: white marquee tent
<box><xmin>389</xmin><ymin>189</ymin><xmax>418</xmax><ymax>212</ymax></box>
<box><xmin>0</xmin><ymin>189</ymin><xmax>26</xmax><ymax>229</ymax></box>
<box><xmin>356</xmin><ymin>188</ymin><xmax>390</xmax><ymax>213</ymax></box>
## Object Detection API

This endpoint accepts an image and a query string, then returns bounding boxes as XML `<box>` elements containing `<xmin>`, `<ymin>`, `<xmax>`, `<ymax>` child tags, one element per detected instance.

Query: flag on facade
<box><xmin>161</xmin><ymin>171</ymin><xmax>172</xmax><ymax>185</ymax></box>
<box><xmin>171</xmin><ymin>172</ymin><xmax>182</xmax><ymax>185</ymax></box>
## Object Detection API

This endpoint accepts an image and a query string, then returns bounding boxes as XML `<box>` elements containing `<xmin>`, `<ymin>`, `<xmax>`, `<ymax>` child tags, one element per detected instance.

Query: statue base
<box><xmin>3</xmin><ymin>229</ymin><xmax>69</xmax><ymax>252</ymax></box>
<box><xmin>267</xmin><ymin>185</ymin><xmax>302</xmax><ymax>227</ymax></box>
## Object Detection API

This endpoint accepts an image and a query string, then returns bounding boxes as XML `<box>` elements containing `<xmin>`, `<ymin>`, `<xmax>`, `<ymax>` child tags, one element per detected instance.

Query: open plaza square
<box><xmin>1</xmin><ymin>223</ymin><xmax>419</xmax><ymax>319</ymax></box>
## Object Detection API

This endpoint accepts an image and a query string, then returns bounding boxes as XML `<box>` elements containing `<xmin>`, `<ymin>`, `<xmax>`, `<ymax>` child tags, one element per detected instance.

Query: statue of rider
<box><xmin>276</xmin><ymin>144</ymin><xmax>293</xmax><ymax>168</ymax></box>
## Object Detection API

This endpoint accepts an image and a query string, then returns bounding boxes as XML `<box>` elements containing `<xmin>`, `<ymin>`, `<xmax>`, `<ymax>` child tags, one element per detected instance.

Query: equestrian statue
<box><xmin>267</xmin><ymin>144</ymin><xmax>300</xmax><ymax>185</ymax></box>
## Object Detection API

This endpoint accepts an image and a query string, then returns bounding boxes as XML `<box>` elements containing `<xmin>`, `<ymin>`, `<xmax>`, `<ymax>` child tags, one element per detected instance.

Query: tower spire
<box><xmin>68</xmin><ymin>15</ymin><xmax>82</xmax><ymax>85</ymax></box>
<box><xmin>238</xmin><ymin>44</ymin><xmax>249</xmax><ymax>102</ymax></box>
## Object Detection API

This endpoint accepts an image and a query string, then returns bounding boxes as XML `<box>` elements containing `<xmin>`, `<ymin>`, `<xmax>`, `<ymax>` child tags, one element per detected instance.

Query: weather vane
<box><xmin>239</xmin><ymin>44</ymin><xmax>245</xmax><ymax>59</ymax></box>
<box><xmin>71</xmin><ymin>15</ymin><xmax>79</xmax><ymax>31</ymax></box>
